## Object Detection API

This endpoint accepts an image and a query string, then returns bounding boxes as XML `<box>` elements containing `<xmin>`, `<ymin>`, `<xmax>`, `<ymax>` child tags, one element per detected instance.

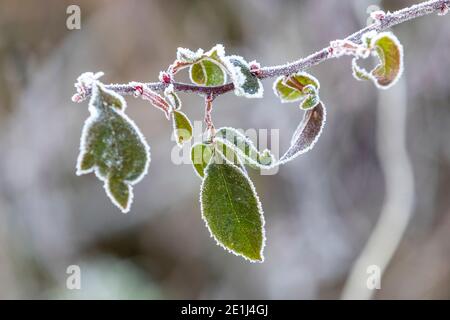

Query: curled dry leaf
<box><xmin>273</xmin><ymin>72</ymin><xmax>321</xmax><ymax>110</ymax></box>
<box><xmin>371</xmin><ymin>32</ymin><xmax>404</xmax><ymax>88</ymax></box>
<box><xmin>279</xmin><ymin>102</ymin><xmax>326</xmax><ymax>164</ymax></box>
<box><xmin>351</xmin><ymin>32</ymin><xmax>404</xmax><ymax>89</ymax></box>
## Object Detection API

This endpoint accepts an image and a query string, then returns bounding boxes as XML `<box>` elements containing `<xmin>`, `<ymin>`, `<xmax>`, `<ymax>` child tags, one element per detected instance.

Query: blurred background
<box><xmin>0</xmin><ymin>0</ymin><xmax>449</xmax><ymax>299</ymax></box>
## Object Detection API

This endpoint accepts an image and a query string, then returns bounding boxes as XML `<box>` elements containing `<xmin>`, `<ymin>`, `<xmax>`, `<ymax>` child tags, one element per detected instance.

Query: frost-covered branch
<box><xmin>260</xmin><ymin>0</ymin><xmax>449</xmax><ymax>78</ymax></box>
<box><xmin>92</xmin><ymin>0</ymin><xmax>449</xmax><ymax>99</ymax></box>
<box><xmin>71</xmin><ymin>0</ymin><xmax>449</xmax><ymax>263</ymax></box>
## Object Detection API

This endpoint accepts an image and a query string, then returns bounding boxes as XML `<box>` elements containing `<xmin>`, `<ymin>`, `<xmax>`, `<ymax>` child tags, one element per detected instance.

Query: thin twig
<box><xmin>96</xmin><ymin>0</ymin><xmax>448</xmax><ymax>98</ymax></box>
<box><xmin>204</xmin><ymin>94</ymin><xmax>215</xmax><ymax>138</ymax></box>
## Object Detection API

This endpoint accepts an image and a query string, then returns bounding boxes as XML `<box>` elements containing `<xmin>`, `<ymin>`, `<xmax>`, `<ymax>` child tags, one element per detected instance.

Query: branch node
<box><xmin>370</xmin><ymin>10</ymin><xmax>386</xmax><ymax>23</ymax></box>
<box><xmin>72</xmin><ymin>71</ymin><xmax>104</xmax><ymax>103</ymax></box>
<box><xmin>249</xmin><ymin>60</ymin><xmax>262</xmax><ymax>76</ymax></box>
<box><xmin>132</xmin><ymin>84</ymin><xmax>144</xmax><ymax>97</ymax></box>
<box><xmin>438</xmin><ymin>2</ymin><xmax>449</xmax><ymax>15</ymax></box>
<box><xmin>159</xmin><ymin>71</ymin><xmax>173</xmax><ymax>84</ymax></box>
<box><xmin>72</xmin><ymin>0</ymin><xmax>447</xmax><ymax>103</ymax></box>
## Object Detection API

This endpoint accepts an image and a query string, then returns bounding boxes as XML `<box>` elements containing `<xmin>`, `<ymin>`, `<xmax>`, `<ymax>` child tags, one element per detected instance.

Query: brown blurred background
<box><xmin>0</xmin><ymin>0</ymin><xmax>449</xmax><ymax>299</ymax></box>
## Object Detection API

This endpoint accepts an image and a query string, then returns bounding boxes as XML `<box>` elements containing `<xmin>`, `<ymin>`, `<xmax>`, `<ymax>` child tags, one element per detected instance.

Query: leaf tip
<box><xmin>105</xmin><ymin>177</ymin><xmax>133</xmax><ymax>214</ymax></box>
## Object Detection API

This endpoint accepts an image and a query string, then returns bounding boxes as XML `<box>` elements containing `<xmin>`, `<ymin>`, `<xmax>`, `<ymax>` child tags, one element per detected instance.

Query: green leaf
<box><xmin>78</xmin><ymin>152</ymin><xmax>95</xmax><ymax>172</ymax></box>
<box><xmin>273</xmin><ymin>72</ymin><xmax>321</xmax><ymax>110</ymax></box>
<box><xmin>370</xmin><ymin>32</ymin><xmax>404</xmax><ymax>88</ymax></box>
<box><xmin>200</xmin><ymin>152</ymin><xmax>265</xmax><ymax>262</ymax></box>
<box><xmin>176</xmin><ymin>47</ymin><xmax>204</xmax><ymax>63</ymax></box>
<box><xmin>279</xmin><ymin>102</ymin><xmax>326</xmax><ymax>164</ymax></box>
<box><xmin>191</xmin><ymin>142</ymin><xmax>214</xmax><ymax>178</ymax></box>
<box><xmin>215</xmin><ymin>140</ymin><xmax>247</xmax><ymax>174</ymax></box>
<box><xmin>225</xmin><ymin>56</ymin><xmax>263</xmax><ymax>98</ymax></box>
<box><xmin>107</xmin><ymin>176</ymin><xmax>131</xmax><ymax>211</ymax></box>
<box><xmin>190</xmin><ymin>63</ymin><xmax>206</xmax><ymax>85</ymax></box>
<box><xmin>173</xmin><ymin>44</ymin><xmax>227</xmax><ymax>77</ymax></box>
<box><xmin>300</xmin><ymin>85</ymin><xmax>320</xmax><ymax>110</ymax></box>
<box><xmin>206</xmin><ymin>44</ymin><xmax>225</xmax><ymax>63</ymax></box>
<box><xmin>215</xmin><ymin>127</ymin><xmax>274</xmax><ymax>168</ymax></box>
<box><xmin>76</xmin><ymin>83</ymin><xmax>150</xmax><ymax>213</ymax></box>
<box><xmin>190</xmin><ymin>59</ymin><xmax>227</xmax><ymax>86</ymax></box>
<box><xmin>172</xmin><ymin>110</ymin><xmax>193</xmax><ymax>146</ymax></box>
<box><xmin>273</xmin><ymin>72</ymin><xmax>319</xmax><ymax>102</ymax></box>
<box><xmin>352</xmin><ymin>58</ymin><xmax>373</xmax><ymax>81</ymax></box>
<box><xmin>164</xmin><ymin>84</ymin><xmax>182</xmax><ymax>110</ymax></box>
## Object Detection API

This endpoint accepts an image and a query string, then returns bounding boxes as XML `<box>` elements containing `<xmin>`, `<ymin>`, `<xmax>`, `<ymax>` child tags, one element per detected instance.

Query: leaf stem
<box><xmin>204</xmin><ymin>94</ymin><xmax>215</xmax><ymax>138</ymax></box>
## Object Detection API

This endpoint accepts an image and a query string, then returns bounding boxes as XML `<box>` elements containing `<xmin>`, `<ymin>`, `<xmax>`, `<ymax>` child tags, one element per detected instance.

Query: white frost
<box><xmin>370</xmin><ymin>31</ymin><xmax>405</xmax><ymax>90</ymax></box>
<box><xmin>277</xmin><ymin>102</ymin><xmax>327</xmax><ymax>166</ymax></box>
<box><xmin>76</xmin><ymin>82</ymin><xmax>151</xmax><ymax>213</ymax></box>
<box><xmin>351</xmin><ymin>57</ymin><xmax>375</xmax><ymax>82</ymax></box>
<box><xmin>215</xmin><ymin>127</ymin><xmax>274</xmax><ymax>168</ymax></box>
<box><xmin>329</xmin><ymin>40</ymin><xmax>370</xmax><ymax>59</ymax></box>
<box><xmin>199</xmin><ymin>159</ymin><xmax>266</xmax><ymax>263</ymax></box>
<box><xmin>223</xmin><ymin>55</ymin><xmax>264</xmax><ymax>99</ymax></box>
<box><xmin>272</xmin><ymin>72</ymin><xmax>321</xmax><ymax>104</ymax></box>
<box><xmin>176</xmin><ymin>47</ymin><xmax>204</xmax><ymax>63</ymax></box>
<box><xmin>205</xmin><ymin>43</ymin><xmax>226</xmax><ymax>60</ymax></box>
<box><xmin>164</xmin><ymin>83</ymin><xmax>182</xmax><ymax>110</ymax></box>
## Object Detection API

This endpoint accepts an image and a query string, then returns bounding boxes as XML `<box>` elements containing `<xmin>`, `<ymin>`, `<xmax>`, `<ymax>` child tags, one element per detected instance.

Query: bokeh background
<box><xmin>0</xmin><ymin>0</ymin><xmax>449</xmax><ymax>299</ymax></box>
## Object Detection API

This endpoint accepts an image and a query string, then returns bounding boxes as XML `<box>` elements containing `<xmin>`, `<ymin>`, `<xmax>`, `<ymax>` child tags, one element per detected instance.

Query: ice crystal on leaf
<box><xmin>171</xmin><ymin>44</ymin><xmax>228</xmax><ymax>82</ymax></box>
<box><xmin>186</xmin><ymin>45</ymin><xmax>228</xmax><ymax>86</ymax></box>
<box><xmin>77</xmin><ymin>83</ymin><xmax>150</xmax><ymax>213</ymax></box>
<box><xmin>362</xmin><ymin>30</ymin><xmax>378</xmax><ymax>48</ymax></box>
<box><xmin>370</xmin><ymin>32</ymin><xmax>404</xmax><ymax>88</ymax></box>
<box><xmin>205</xmin><ymin>44</ymin><xmax>226</xmax><ymax>62</ymax></box>
<box><xmin>279</xmin><ymin>102</ymin><xmax>326</xmax><ymax>164</ymax></box>
<box><xmin>352</xmin><ymin>58</ymin><xmax>373</xmax><ymax>81</ymax></box>
<box><xmin>131</xmin><ymin>82</ymin><xmax>171</xmax><ymax>120</ymax></box>
<box><xmin>224</xmin><ymin>55</ymin><xmax>264</xmax><ymax>98</ymax></box>
<box><xmin>351</xmin><ymin>32</ymin><xmax>404</xmax><ymax>89</ymax></box>
<box><xmin>72</xmin><ymin>0</ymin><xmax>444</xmax><ymax>262</ymax></box>
<box><xmin>164</xmin><ymin>84</ymin><xmax>181</xmax><ymax>110</ymax></box>
<box><xmin>214</xmin><ymin>139</ymin><xmax>248</xmax><ymax>174</ymax></box>
<box><xmin>200</xmin><ymin>151</ymin><xmax>265</xmax><ymax>262</ymax></box>
<box><xmin>273</xmin><ymin>72</ymin><xmax>321</xmax><ymax>110</ymax></box>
